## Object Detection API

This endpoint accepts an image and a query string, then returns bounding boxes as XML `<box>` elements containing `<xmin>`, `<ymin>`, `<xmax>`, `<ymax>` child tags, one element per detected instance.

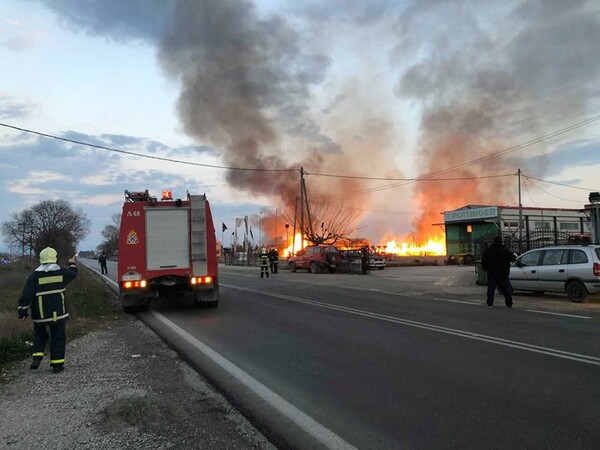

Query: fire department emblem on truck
<box><xmin>126</xmin><ymin>230</ymin><xmax>139</xmax><ymax>245</ymax></box>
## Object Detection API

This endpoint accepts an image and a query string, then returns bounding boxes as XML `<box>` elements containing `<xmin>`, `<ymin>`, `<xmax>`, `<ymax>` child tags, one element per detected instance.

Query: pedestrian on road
<box><xmin>98</xmin><ymin>251</ymin><xmax>108</xmax><ymax>275</ymax></box>
<box><xmin>18</xmin><ymin>247</ymin><xmax>78</xmax><ymax>373</ymax></box>
<box><xmin>259</xmin><ymin>247</ymin><xmax>269</xmax><ymax>278</ymax></box>
<box><xmin>481</xmin><ymin>236</ymin><xmax>516</xmax><ymax>308</ymax></box>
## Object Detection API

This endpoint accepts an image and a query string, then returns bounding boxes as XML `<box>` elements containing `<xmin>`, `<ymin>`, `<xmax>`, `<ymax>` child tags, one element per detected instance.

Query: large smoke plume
<box><xmin>394</xmin><ymin>0</ymin><xmax>600</xmax><ymax>241</ymax></box>
<box><xmin>38</xmin><ymin>0</ymin><xmax>600</xmax><ymax>246</ymax></box>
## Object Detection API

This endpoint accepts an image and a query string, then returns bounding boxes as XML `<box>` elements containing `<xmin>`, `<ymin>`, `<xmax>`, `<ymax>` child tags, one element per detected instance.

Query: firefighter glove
<box><xmin>18</xmin><ymin>308</ymin><xmax>29</xmax><ymax>319</ymax></box>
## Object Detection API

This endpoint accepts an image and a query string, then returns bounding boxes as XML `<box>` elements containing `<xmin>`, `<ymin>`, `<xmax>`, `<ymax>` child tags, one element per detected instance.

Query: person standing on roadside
<box><xmin>98</xmin><ymin>251</ymin><xmax>108</xmax><ymax>275</ymax></box>
<box><xmin>18</xmin><ymin>247</ymin><xmax>78</xmax><ymax>373</ymax></box>
<box><xmin>259</xmin><ymin>247</ymin><xmax>270</xmax><ymax>278</ymax></box>
<box><xmin>481</xmin><ymin>236</ymin><xmax>516</xmax><ymax>308</ymax></box>
<box><xmin>268</xmin><ymin>248</ymin><xmax>279</xmax><ymax>274</ymax></box>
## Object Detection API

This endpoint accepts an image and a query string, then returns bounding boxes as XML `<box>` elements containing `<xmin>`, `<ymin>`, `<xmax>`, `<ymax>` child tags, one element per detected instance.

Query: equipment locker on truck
<box><xmin>117</xmin><ymin>189</ymin><xmax>219</xmax><ymax>313</ymax></box>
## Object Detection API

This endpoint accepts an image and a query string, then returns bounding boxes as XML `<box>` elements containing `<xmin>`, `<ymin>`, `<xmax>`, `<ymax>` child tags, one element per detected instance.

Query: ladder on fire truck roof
<box><xmin>124</xmin><ymin>189</ymin><xmax>155</xmax><ymax>202</ymax></box>
<box><xmin>189</xmin><ymin>194</ymin><xmax>208</xmax><ymax>274</ymax></box>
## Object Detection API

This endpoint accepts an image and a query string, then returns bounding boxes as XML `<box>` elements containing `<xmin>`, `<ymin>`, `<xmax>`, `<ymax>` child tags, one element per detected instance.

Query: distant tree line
<box><xmin>1</xmin><ymin>199</ymin><xmax>90</xmax><ymax>262</ymax></box>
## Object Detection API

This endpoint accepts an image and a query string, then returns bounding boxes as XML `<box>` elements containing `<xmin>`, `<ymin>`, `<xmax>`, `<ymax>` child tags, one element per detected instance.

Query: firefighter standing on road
<box><xmin>260</xmin><ymin>247</ymin><xmax>269</xmax><ymax>278</ymax></box>
<box><xmin>18</xmin><ymin>247</ymin><xmax>78</xmax><ymax>373</ymax></box>
<box><xmin>268</xmin><ymin>248</ymin><xmax>279</xmax><ymax>274</ymax></box>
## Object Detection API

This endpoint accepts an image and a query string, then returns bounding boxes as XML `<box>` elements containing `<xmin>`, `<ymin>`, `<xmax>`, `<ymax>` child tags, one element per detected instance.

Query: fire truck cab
<box><xmin>117</xmin><ymin>189</ymin><xmax>219</xmax><ymax>313</ymax></box>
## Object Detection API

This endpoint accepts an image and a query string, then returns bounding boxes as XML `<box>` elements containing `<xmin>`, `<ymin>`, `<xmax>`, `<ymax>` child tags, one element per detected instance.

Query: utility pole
<box><xmin>292</xmin><ymin>197</ymin><xmax>298</xmax><ymax>255</ymax></box>
<box><xmin>299</xmin><ymin>167</ymin><xmax>305</xmax><ymax>251</ymax></box>
<box><xmin>518</xmin><ymin>168</ymin><xmax>523</xmax><ymax>254</ymax></box>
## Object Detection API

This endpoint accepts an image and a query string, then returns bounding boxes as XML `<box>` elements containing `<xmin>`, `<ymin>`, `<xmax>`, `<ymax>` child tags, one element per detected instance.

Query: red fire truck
<box><xmin>117</xmin><ymin>189</ymin><xmax>219</xmax><ymax>313</ymax></box>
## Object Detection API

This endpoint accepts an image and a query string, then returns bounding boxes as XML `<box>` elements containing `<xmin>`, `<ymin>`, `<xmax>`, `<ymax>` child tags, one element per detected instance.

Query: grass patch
<box><xmin>0</xmin><ymin>258</ymin><xmax>123</xmax><ymax>366</ymax></box>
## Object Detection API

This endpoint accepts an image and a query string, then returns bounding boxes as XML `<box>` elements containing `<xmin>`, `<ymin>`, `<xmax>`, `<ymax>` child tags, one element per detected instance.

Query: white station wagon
<box><xmin>510</xmin><ymin>245</ymin><xmax>600</xmax><ymax>302</ymax></box>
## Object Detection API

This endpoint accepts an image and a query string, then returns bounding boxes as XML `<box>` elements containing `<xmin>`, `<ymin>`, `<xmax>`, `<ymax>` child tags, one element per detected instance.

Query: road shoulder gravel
<box><xmin>1</xmin><ymin>316</ymin><xmax>275</xmax><ymax>449</ymax></box>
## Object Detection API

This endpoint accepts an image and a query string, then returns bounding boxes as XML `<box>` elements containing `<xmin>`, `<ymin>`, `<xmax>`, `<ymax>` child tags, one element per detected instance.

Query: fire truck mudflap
<box><xmin>117</xmin><ymin>189</ymin><xmax>219</xmax><ymax>313</ymax></box>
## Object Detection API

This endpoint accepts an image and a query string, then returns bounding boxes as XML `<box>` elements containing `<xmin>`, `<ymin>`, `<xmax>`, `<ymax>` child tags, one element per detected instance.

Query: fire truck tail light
<box><xmin>122</xmin><ymin>280</ymin><xmax>147</xmax><ymax>289</ymax></box>
<box><xmin>191</xmin><ymin>276</ymin><xmax>212</xmax><ymax>285</ymax></box>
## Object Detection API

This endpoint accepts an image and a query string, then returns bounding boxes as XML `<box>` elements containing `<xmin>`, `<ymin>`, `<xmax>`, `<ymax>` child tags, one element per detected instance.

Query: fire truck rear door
<box><xmin>146</xmin><ymin>208</ymin><xmax>190</xmax><ymax>270</ymax></box>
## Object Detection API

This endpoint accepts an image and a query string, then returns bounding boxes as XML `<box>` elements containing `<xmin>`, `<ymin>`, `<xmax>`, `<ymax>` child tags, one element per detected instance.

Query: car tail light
<box><xmin>191</xmin><ymin>276</ymin><xmax>213</xmax><ymax>285</ymax></box>
<box><xmin>594</xmin><ymin>263</ymin><xmax>600</xmax><ymax>277</ymax></box>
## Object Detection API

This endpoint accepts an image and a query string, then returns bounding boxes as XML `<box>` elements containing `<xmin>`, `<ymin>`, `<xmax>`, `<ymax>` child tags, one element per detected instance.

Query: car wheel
<box><xmin>378</xmin><ymin>267</ymin><xmax>385</xmax><ymax>270</ymax></box>
<box><xmin>464</xmin><ymin>255</ymin><xmax>474</xmax><ymax>265</ymax></box>
<box><xmin>328</xmin><ymin>267</ymin><xmax>336</xmax><ymax>273</ymax></box>
<box><xmin>566</xmin><ymin>280</ymin><xmax>587</xmax><ymax>303</ymax></box>
<box><xmin>123</xmin><ymin>305</ymin><xmax>138</xmax><ymax>314</ymax></box>
<box><xmin>310</xmin><ymin>262</ymin><xmax>318</xmax><ymax>274</ymax></box>
<box><xmin>289</xmin><ymin>262</ymin><xmax>296</xmax><ymax>272</ymax></box>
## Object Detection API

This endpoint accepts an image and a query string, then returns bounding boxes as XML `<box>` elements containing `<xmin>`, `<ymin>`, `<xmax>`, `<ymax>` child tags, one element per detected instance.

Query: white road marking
<box><xmin>432</xmin><ymin>297</ymin><xmax>480</xmax><ymax>305</ymax></box>
<box><xmin>525</xmin><ymin>310</ymin><xmax>592</xmax><ymax>319</ymax></box>
<box><xmin>150</xmin><ymin>311</ymin><xmax>357</xmax><ymax>450</ymax></box>
<box><xmin>222</xmin><ymin>284</ymin><xmax>600</xmax><ymax>367</ymax></box>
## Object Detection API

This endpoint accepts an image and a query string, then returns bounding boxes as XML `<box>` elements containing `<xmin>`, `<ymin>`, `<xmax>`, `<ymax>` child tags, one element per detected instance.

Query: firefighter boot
<box><xmin>29</xmin><ymin>357</ymin><xmax>42</xmax><ymax>370</ymax></box>
<box><xmin>52</xmin><ymin>364</ymin><xmax>64</xmax><ymax>374</ymax></box>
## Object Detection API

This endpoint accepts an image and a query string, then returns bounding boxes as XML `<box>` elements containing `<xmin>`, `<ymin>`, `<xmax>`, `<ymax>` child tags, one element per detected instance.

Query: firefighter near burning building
<box><xmin>117</xmin><ymin>189</ymin><xmax>219</xmax><ymax>312</ymax></box>
<box><xmin>260</xmin><ymin>247</ymin><xmax>270</xmax><ymax>278</ymax></box>
<box><xmin>18</xmin><ymin>247</ymin><xmax>78</xmax><ymax>374</ymax></box>
<box><xmin>268</xmin><ymin>248</ymin><xmax>279</xmax><ymax>274</ymax></box>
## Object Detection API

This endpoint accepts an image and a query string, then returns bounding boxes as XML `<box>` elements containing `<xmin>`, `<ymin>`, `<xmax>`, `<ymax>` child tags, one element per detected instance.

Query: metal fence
<box><xmin>473</xmin><ymin>230</ymin><xmax>590</xmax><ymax>260</ymax></box>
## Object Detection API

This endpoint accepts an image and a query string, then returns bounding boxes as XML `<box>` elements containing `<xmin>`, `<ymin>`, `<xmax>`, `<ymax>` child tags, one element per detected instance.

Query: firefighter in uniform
<box><xmin>259</xmin><ymin>247</ymin><xmax>269</xmax><ymax>278</ymax></box>
<box><xmin>268</xmin><ymin>248</ymin><xmax>279</xmax><ymax>274</ymax></box>
<box><xmin>18</xmin><ymin>247</ymin><xmax>78</xmax><ymax>373</ymax></box>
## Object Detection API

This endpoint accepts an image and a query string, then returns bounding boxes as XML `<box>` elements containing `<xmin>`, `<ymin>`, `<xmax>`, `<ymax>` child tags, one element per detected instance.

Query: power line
<box><xmin>2</xmin><ymin>112</ymin><xmax>599</xmax><ymax>182</ymax></box>
<box><xmin>304</xmin><ymin>172</ymin><xmax>514</xmax><ymax>182</ymax></box>
<box><xmin>345</xmin><ymin>114</ymin><xmax>600</xmax><ymax>195</ymax></box>
<box><xmin>524</xmin><ymin>177</ymin><xmax>583</xmax><ymax>203</ymax></box>
<box><xmin>0</xmin><ymin>122</ymin><xmax>298</xmax><ymax>173</ymax></box>
<box><xmin>522</xmin><ymin>173</ymin><xmax>600</xmax><ymax>192</ymax></box>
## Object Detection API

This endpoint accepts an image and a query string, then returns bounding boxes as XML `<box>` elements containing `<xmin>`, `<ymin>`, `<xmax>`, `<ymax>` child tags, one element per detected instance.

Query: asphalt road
<box><xmin>93</xmin><ymin>260</ymin><xmax>600</xmax><ymax>449</ymax></box>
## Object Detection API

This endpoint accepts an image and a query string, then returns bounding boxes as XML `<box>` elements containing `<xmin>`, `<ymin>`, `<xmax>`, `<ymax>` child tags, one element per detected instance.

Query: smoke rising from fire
<box><xmin>36</xmin><ymin>0</ymin><xmax>600</xmax><ymax>247</ymax></box>
<box><xmin>394</xmin><ymin>0</ymin><xmax>600</xmax><ymax>241</ymax></box>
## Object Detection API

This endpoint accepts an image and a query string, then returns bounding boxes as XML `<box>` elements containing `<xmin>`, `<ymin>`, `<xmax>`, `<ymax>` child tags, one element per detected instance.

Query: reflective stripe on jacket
<box><xmin>20</xmin><ymin>264</ymin><xmax>78</xmax><ymax>324</ymax></box>
<box><xmin>260</xmin><ymin>254</ymin><xmax>269</xmax><ymax>267</ymax></box>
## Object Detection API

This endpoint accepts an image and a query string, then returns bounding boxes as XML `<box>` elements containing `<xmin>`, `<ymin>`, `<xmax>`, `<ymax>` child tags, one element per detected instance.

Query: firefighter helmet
<box><xmin>39</xmin><ymin>247</ymin><xmax>58</xmax><ymax>264</ymax></box>
<box><xmin>261</xmin><ymin>247</ymin><xmax>267</xmax><ymax>253</ymax></box>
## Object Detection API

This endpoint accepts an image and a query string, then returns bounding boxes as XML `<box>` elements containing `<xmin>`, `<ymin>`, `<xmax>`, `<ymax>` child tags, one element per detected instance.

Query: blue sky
<box><xmin>1</xmin><ymin>0</ymin><xmax>599</xmax><ymax>253</ymax></box>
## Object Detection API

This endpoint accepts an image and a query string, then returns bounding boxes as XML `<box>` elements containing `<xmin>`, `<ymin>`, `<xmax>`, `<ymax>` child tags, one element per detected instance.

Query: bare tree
<box><xmin>282</xmin><ymin>194</ymin><xmax>360</xmax><ymax>246</ymax></box>
<box><xmin>98</xmin><ymin>213</ymin><xmax>121</xmax><ymax>256</ymax></box>
<box><xmin>1</xmin><ymin>199</ymin><xmax>90</xmax><ymax>261</ymax></box>
<box><xmin>1</xmin><ymin>210</ymin><xmax>36</xmax><ymax>256</ymax></box>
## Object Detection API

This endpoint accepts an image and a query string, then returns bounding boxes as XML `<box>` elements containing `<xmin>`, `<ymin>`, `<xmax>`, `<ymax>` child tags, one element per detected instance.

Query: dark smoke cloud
<box><xmin>159</xmin><ymin>0</ymin><xmax>335</xmax><ymax>205</ymax></box>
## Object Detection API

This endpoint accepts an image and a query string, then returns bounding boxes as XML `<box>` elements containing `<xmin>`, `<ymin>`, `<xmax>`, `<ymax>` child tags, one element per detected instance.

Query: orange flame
<box><xmin>378</xmin><ymin>235</ymin><xmax>446</xmax><ymax>256</ymax></box>
<box><xmin>283</xmin><ymin>232</ymin><xmax>308</xmax><ymax>257</ymax></box>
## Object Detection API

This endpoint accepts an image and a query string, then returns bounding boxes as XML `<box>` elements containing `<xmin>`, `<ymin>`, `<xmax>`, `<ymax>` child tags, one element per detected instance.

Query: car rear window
<box><xmin>570</xmin><ymin>249</ymin><xmax>588</xmax><ymax>264</ymax></box>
